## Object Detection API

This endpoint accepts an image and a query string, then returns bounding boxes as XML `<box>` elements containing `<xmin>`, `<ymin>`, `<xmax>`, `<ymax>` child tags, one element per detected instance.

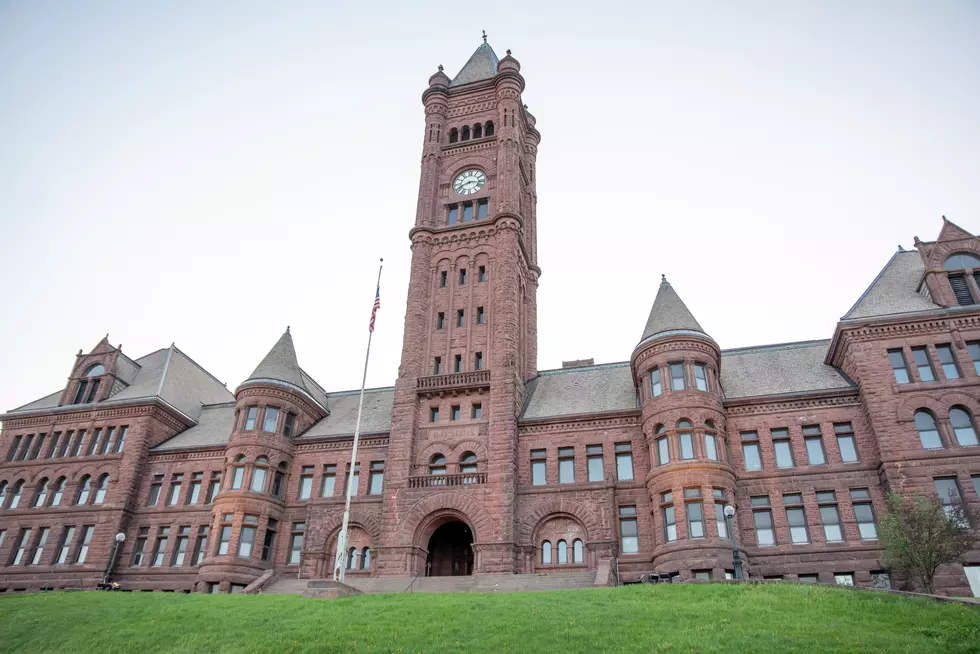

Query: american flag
<box><xmin>369</xmin><ymin>285</ymin><xmax>381</xmax><ymax>332</ymax></box>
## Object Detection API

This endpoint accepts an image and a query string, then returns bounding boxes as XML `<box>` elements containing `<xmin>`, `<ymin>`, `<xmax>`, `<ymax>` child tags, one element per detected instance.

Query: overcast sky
<box><xmin>1</xmin><ymin>1</ymin><xmax>979</xmax><ymax>412</ymax></box>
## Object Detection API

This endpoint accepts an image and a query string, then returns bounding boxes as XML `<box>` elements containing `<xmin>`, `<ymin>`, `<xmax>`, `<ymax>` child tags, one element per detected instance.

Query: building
<box><xmin>1</xmin><ymin>39</ymin><xmax>979</xmax><ymax>597</ymax></box>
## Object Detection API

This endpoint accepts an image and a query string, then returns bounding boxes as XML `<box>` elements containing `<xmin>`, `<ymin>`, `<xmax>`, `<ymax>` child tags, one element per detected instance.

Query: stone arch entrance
<box><xmin>426</xmin><ymin>520</ymin><xmax>474</xmax><ymax>576</ymax></box>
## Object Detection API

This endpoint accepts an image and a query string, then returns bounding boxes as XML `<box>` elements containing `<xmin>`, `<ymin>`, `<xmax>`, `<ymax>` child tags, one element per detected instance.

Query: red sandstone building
<box><xmin>2</xmin><ymin>40</ymin><xmax>979</xmax><ymax>597</ymax></box>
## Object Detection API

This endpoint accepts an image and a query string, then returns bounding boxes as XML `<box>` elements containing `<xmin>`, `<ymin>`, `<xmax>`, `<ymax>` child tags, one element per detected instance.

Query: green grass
<box><xmin>0</xmin><ymin>584</ymin><xmax>978</xmax><ymax>653</ymax></box>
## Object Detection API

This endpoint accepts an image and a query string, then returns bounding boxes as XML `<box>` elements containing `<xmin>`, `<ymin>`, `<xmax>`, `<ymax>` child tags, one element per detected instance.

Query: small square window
<box><xmin>454</xmin><ymin>354</ymin><xmax>463</xmax><ymax>373</ymax></box>
<box><xmin>437</xmin><ymin>312</ymin><xmax>445</xmax><ymax>329</ymax></box>
<box><xmin>471</xmin><ymin>404</ymin><xmax>482</xmax><ymax>419</ymax></box>
<box><xmin>474</xmin><ymin>352</ymin><xmax>483</xmax><ymax>370</ymax></box>
<box><xmin>430</xmin><ymin>407</ymin><xmax>439</xmax><ymax>422</ymax></box>
<box><xmin>478</xmin><ymin>265</ymin><xmax>487</xmax><ymax>282</ymax></box>
<box><xmin>450</xmin><ymin>406</ymin><xmax>460</xmax><ymax>421</ymax></box>
<box><xmin>434</xmin><ymin>357</ymin><xmax>442</xmax><ymax>375</ymax></box>
<box><xmin>457</xmin><ymin>310</ymin><xmax>465</xmax><ymax>328</ymax></box>
<box><xmin>477</xmin><ymin>306</ymin><xmax>485</xmax><ymax>324</ymax></box>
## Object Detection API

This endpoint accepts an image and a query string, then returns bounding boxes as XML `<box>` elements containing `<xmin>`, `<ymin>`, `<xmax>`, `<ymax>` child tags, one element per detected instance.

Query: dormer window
<box><xmin>943</xmin><ymin>252</ymin><xmax>980</xmax><ymax>305</ymax></box>
<box><xmin>73</xmin><ymin>364</ymin><xmax>106</xmax><ymax>404</ymax></box>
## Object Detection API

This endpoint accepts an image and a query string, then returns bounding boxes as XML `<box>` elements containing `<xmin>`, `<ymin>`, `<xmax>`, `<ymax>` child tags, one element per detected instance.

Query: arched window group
<box><xmin>915</xmin><ymin>406</ymin><xmax>979</xmax><ymax>449</ymax></box>
<box><xmin>944</xmin><ymin>252</ymin><xmax>980</xmax><ymax>306</ymax></box>
<box><xmin>72</xmin><ymin>363</ymin><xmax>106</xmax><ymax>405</ymax></box>
<box><xmin>73</xmin><ymin>473</ymin><xmax>110</xmax><ymax>505</ymax></box>
<box><xmin>345</xmin><ymin>546</ymin><xmax>372</xmax><ymax>570</ymax></box>
<box><xmin>1</xmin><ymin>476</ymin><xmax>71</xmax><ymax>510</ymax></box>
<box><xmin>448</xmin><ymin>120</ymin><xmax>495</xmax><ymax>144</ymax></box>
<box><xmin>427</xmin><ymin>452</ymin><xmax>481</xmax><ymax>485</ymax></box>
<box><xmin>654</xmin><ymin>419</ymin><xmax>724</xmax><ymax>466</ymax></box>
<box><xmin>541</xmin><ymin>538</ymin><xmax>584</xmax><ymax>565</ymax></box>
<box><xmin>228</xmin><ymin>454</ymin><xmax>287</xmax><ymax>498</ymax></box>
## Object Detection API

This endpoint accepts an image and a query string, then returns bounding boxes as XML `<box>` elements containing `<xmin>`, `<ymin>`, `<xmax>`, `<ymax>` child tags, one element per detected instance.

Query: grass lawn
<box><xmin>0</xmin><ymin>583</ymin><xmax>978</xmax><ymax>653</ymax></box>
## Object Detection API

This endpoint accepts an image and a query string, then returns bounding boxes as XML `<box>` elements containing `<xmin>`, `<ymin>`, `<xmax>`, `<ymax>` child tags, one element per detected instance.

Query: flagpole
<box><xmin>333</xmin><ymin>259</ymin><xmax>383</xmax><ymax>582</ymax></box>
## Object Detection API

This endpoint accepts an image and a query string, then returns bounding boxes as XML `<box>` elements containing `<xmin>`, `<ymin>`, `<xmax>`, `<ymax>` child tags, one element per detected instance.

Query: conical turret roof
<box><xmin>638</xmin><ymin>276</ymin><xmax>709</xmax><ymax>344</ymax></box>
<box><xmin>451</xmin><ymin>41</ymin><xmax>500</xmax><ymax>87</ymax></box>
<box><xmin>244</xmin><ymin>327</ymin><xmax>306</xmax><ymax>389</ymax></box>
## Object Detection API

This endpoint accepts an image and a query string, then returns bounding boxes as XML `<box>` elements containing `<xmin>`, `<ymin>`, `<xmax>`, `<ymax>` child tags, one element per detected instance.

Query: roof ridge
<box><xmin>721</xmin><ymin>339</ymin><xmax>832</xmax><ymax>355</ymax></box>
<box><xmin>325</xmin><ymin>385</ymin><xmax>396</xmax><ymax>397</ymax></box>
<box><xmin>201</xmin><ymin>401</ymin><xmax>237</xmax><ymax>409</ymax></box>
<box><xmin>537</xmin><ymin>361</ymin><xmax>630</xmax><ymax>376</ymax></box>
<box><xmin>171</xmin><ymin>345</ymin><xmax>232</xmax><ymax>393</ymax></box>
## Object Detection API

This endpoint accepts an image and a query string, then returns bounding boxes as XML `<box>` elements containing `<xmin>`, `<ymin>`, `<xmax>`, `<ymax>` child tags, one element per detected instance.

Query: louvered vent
<box><xmin>948</xmin><ymin>274</ymin><xmax>975</xmax><ymax>306</ymax></box>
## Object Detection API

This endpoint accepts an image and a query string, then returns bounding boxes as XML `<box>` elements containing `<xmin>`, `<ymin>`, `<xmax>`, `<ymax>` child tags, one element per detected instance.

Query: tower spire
<box><xmin>482</xmin><ymin>29</ymin><xmax>487</xmax><ymax>43</ymax></box>
<box><xmin>638</xmin><ymin>277</ymin><xmax>708</xmax><ymax>345</ymax></box>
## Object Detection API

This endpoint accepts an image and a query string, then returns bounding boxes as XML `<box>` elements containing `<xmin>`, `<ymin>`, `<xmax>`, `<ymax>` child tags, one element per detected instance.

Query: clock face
<box><xmin>453</xmin><ymin>169</ymin><xmax>487</xmax><ymax>196</ymax></box>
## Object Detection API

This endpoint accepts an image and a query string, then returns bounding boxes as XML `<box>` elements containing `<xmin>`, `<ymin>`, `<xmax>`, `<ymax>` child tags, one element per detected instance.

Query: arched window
<box><xmin>0</xmin><ymin>481</ymin><xmax>7</xmax><ymax>509</ymax></box>
<box><xmin>461</xmin><ymin>125</ymin><xmax>471</xmax><ymax>141</ymax></box>
<box><xmin>93</xmin><ymin>474</ymin><xmax>109</xmax><ymax>504</ymax></box>
<box><xmin>251</xmin><ymin>457</ymin><xmax>269</xmax><ymax>493</ymax></box>
<box><xmin>677</xmin><ymin>419</ymin><xmax>694</xmax><ymax>460</ymax></box>
<box><xmin>76</xmin><ymin>476</ymin><xmax>91</xmax><ymax>504</ymax></box>
<box><xmin>541</xmin><ymin>540</ymin><xmax>552</xmax><ymax>564</ymax></box>
<box><xmin>51</xmin><ymin>477</ymin><xmax>66</xmax><ymax>507</ymax></box>
<box><xmin>8</xmin><ymin>480</ymin><xmax>24</xmax><ymax>509</ymax></box>
<box><xmin>460</xmin><ymin>452</ymin><xmax>478</xmax><ymax>473</ymax></box>
<box><xmin>485</xmin><ymin>121</ymin><xmax>494</xmax><ymax>137</ymax></box>
<box><xmin>449</xmin><ymin>128</ymin><xmax>458</xmax><ymax>143</ymax></box>
<box><xmin>429</xmin><ymin>454</ymin><xmax>447</xmax><ymax>475</ymax></box>
<box><xmin>943</xmin><ymin>253</ymin><xmax>980</xmax><ymax>270</ymax></box>
<box><xmin>705</xmin><ymin>419</ymin><xmax>716</xmax><ymax>430</ymax></box>
<box><xmin>361</xmin><ymin>547</ymin><xmax>371</xmax><ymax>569</ymax></box>
<box><xmin>654</xmin><ymin>424</ymin><xmax>665</xmax><ymax>434</ymax></box>
<box><xmin>950</xmin><ymin>407</ymin><xmax>979</xmax><ymax>446</ymax></box>
<box><xmin>73</xmin><ymin>364</ymin><xmax>106</xmax><ymax>404</ymax></box>
<box><xmin>473</xmin><ymin>123</ymin><xmax>483</xmax><ymax>138</ymax></box>
<box><xmin>557</xmin><ymin>539</ymin><xmax>568</xmax><ymax>564</ymax></box>
<box><xmin>272</xmin><ymin>462</ymin><xmax>287</xmax><ymax>497</ymax></box>
<box><xmin>914</xmin><ymin>410</ymin><xmax>943</xmax><ymax>449</ymax></box>
<box><xmin>33</xmin><ymin>478</ymin><xmax>49</xmax><ymax>507</ymax></box>
<box><xmin>230</xmin><ymin>455</ymin><xmax>246</xmax><ymax>490</ymax></box>
<box><xmin>346</xmin><ymin>546</ymin><xmax>357</xmax><ymax>570</ymax></box>
<box><xmin>83</xmin><ymin>364</ymin><xmax>105</xmax><ymax>377</ymax></box>
<box><xmin>573</xmin><ymin>539</ymin><xmax>584</xmax><ymax>564</ymax></box>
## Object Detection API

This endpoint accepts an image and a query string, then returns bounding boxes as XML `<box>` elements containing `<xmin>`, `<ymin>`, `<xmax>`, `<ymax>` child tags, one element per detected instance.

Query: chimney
<box><xmin>562</xmin><ymin>358</ymin><xmax>594</xmax><ymax>369</ymax></box>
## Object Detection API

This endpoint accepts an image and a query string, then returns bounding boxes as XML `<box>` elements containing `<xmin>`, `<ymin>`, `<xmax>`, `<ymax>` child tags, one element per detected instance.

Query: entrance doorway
<box><xmin>426</xmin><ymin>520</ymin><xmax>474</xmax><ymax>576</ymax></box>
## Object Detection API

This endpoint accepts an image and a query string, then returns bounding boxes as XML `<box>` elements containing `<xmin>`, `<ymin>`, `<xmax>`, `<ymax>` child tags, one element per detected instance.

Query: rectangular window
<box><xmin>934</xmin><ymin>477</ymin><xmax>963</xmax><ymax>514</ymax></box>
<box><xmin>478</xmin><ymin>265</ymin><xmax>486</xmax><ymax>282</ymax></box>
<box><xmin>615</xmin><ymin>442</ymin><xmax>634</xmax><ymax>481</ymax></box>
<box><xmin>462</xmin><ymin>203</ymin><xmax>473</xmax><ymax>222</ymax></box>
<box><xmin>69</xmin><ymin>430</ymin><xmax>84</xmax><ymax>457</ymax></box>
<box><xmin>114</xmin><ymin>425</ymin><xmax>128</xmax><ymax>453</ymax></box>
<box><xmin>29</xmin><ymin>433</ymin><xmax>45</xmax><ymax>460</ymax></box>
<box><xmin>47</xmin><ymin>432</ymin><xmax>61</xmax><ymax>458</ymax></box>
<box><xmin>244</xmin><ymin>407</ymin><xmax>258</xmax><ymax>430</ymax></box>
<box><xmin>58</xmin><ymin>431</ymin><xmax>73</xmax><ymax>457</ymax></box>
<box><xmin>167</xmin><ymin>474</ymin><xmax>183</xmax><ymax>506</ymax></box>
<box><xmin>558</xmin><ymin>447</ymin><xmax>575</xmax><ymax>484</ymax></box>
<box><xmin>16</xmin><ymin>434</ymin><xmax>32</xmax><ymax>460</ymax></box>
<box><xmin>586</xmin><ymin>445</ymin><xmax>604</xmax><ymax>482</ymax></box>
<box><xmin>29</xmin><ymin>527</ymin><xmax>50</xmax><ymax>565</ymax></box>
<box><xmin>430</xmin><ymin>407</ymin><xmax>439</xmax><ymax>422</ymax></box>
<box><xmin>345</xmin><ymin>463</ymin><xmax>359</xmax><ymax>496</ymax></box>
<box><xmin>98</xmin><ymin>428</ymin><xmax>113</xmax><ymax>455</ymax></box>
<box><xmin>704</xmin><ymin>434</ymin><xmax>718</xmax><ymax>461</ymax></box>
<box><xmin>151</xmin><ymin>527</ymin><xmax>170</xmax><ymax>566</ymax></box>
<box><xmin>86</xmin><ymin>430</ymin><xmax>99</xmax><ymax>456</ymax></box>
<box><xmin>784</xmin><ymin>494</ymin><xmax>809</xmax><ymax>544</ymax></box>
<box><xmin>457</xmin><ymin>310</ymin><xmax>465</xmax><ymax>327</ymax></box>
<box><xmin>741</xmin><ymin>432</ymin><xmax>762</xmax><ymax>471</ymax></box>
<box><xmin>472</xmin><ymin>403</ymin><xmax>483</xmax><ymax>419</ymax></box>
<box><xmin>803</xmin><ymin>426</ymin><xmax>826</xmax><ymax>465</ymax></box>
<box><xmin>6</xmin><ymin>435</ymin><xmax>22</xmax><ymax>461</ymax></box>
<box><xmin>619</xmin><ymin>506</ymin><xmax>639</xmax><ymax>553</ymax></box>
<box><xmin>172</xmin><ymin>526</ymin><xmax>191</xmax><ymax>566</ymax></box>
<box><xmin>447</xmin><ymin>206</ymin><xmax>458</xmax><ymax>224</ymax></box>
<box><xmin>288</xmin><ymin>523</ymin><xmax>305</xmax><ymax>565</ymax></box>
<box><xmin>817</xmin><ymin>491</ymin><xmax>843</xmax><ymax>542</ymax></box>
<box><xmin>263</xmin><ymin>407</ymin><xmax>280</xmax><ymax>432</ymax></box>
<box><xmin>238</xmin><ymin>516</ymin><xmax>258</xmax><ymax>558</ymax></box>
<box><xmin>369</xmin><ymin>461</ymin><xmax>384</xmax><ymax>495</ymax></box>
<box><xmin>73</xmin><ymin>380</ymin><xmax>88</xmax><ymax>404</ymax></box>
<box><xmin>440</xmin><ymin>271</ymin><xmax>447</xmax><ymax>287</ymax></box>
<box><xmin>531</xmin><ymin>449</ymin><xmax>547</xmax><ymax>486</ymax></box>
<box><xmin>911</xmin><ymin>346</ymin><xmax>935</xmax><ymax>382</ymax></box>
<box><xmin>973</xmin><ymin>475</ymin><xmax>980</xmax><ymax>498</ymax></box>
<box><xmin>11</xmin><ymin>528</ymin><xmax>31</xmax><ymax>566</ymax></box>
<box><xmin>206</xmin><ymin>472</ymin><xmax>221</xmax><ymax>503</ymax></box>
<box><xmin>669</xmin><ymin>363</ymin><xmax>685</xmax><ymax>391</ymax></box>
<box><xmin>57</xmin><ymin>526</ymin><xmax>77</xmax><ymax>565</ymax></box>
<box><xmin>298</xmin><ymin>466</ymin><xmax>314</xmax><ymax>500</ymax></box>
<box><xmin>771</xmin><ymin>428</ymin><xmax>793</xmax><ymax>468</ymax></box>
<box><xmin>679</xmin><ymin>432</ymin><xmax>695</xmax><ymax>460</ymax></box>
<box><xmin>283</xmin><ymin>413</ymin><xmax>296</xmax><ymax>438</ymax></box>
<box><xmin>437</xmin><ymin>312</ymin><xmax>445</xmax><ymax>329</ymax></box>
<box><xmin>459</xmin><ymin>269</ymin><xmax>467</xmax><ymax>285</ymax></box>
<box><xmin>433</xmin><ymin>357</ymin><xmax>441</xmax><ymax>375</ymax></box>
<box><xmin>694</xmin><ymin>364</ymin><xmax>708</xmax><ymax>391</ymax></box>
<box><xmin>663</xmin><ymin>498</ymin><xmax>677</xmax><ymax>542</ymax></box>
<box><xmin>321</xmin><ymin>465</ymin><xmax>337</xmax><ymax>497</ymax></box>
<box><xmin>262</xmin><ymin>519</ymin><xmax>278</xmax><ymax>561</ymax></box>
<box><xmin>936</xmin><ymin>344</ymin><xmax>961</xmax><ymax>380</ymax></box>
<box><xmin>888</xmin><ymin>349</ymin><xmax>910</xmax><ymax>384</ymax></box>
<box><xmin>476</xmin><ymin>306</ymin><xmax>485</xmax><ymax>324</ymax></box>
<box><xmin>193</xmin><ymin>526</ymin><xmax>209</xmax><ymax>565</ymax></box>
<box><xmin>453</xmin><ymin>354</ymin><xmax>462</xmax><ymax>373</ymax></box>
<box><xmin>129</xmin><ymin>527</ymin><xmax>149</xmax><ymax>566</ymax></box>
<box><xmin>687</xmin><ymin>501</ymin><xmax>705</xmax><ymax>538</ymax></box>
<box><xmin>834</xmin><ymin>423</ymin><xmax>858</xmax><ymax>463</ymax></box>
<box><xmin>835</xmin><ymin>573</ymin><xmax>855</xmax><ymax>586</ymax></box>
<box><xmin>474</xmin><ymin>351</ymin><xmax>483</xmax><ymax>370</ymax></box>
<box><xmin>850</xmin><ymin>488</ymin><xmax>878</xmax><ymax>539</ymax></box>
<box><xmin>650</xmin><ymin>368</ymin><xmax>662</xmax><ymax>397</ymax></box>
<box><xmin>147</xmin><ymin>474</ymin><xmax>164</xmax><ymax>507</ymax></box>
<box><xmin>187</xmin><ymin>473</ymin><xmax>203</xmax><ymax>505</ymax></box>
<box><xmin>753</xmin><ymin>508</ymin><xmax>775</xmax><ymax>546</ymax></box>
<box><xmin>969</xmin><ymin>342</ymin><xmax>980</xmax><ymax>375</ymax></box>
<box><xmin>477</xmin><ymin>198</ymin><xmax>489</xmax><ymax>219</ymax></box>
<box><xmin>715</xmin><ymin>502</ymin><xmax>729</xmax><ymax>538</ymax></box>
<box><xmin>657</xmin><ymin>436</ymin><xmax>670</xmax><ymax>465</ymax></box>
<box><xmin>217</xmin><ymin>515</ymin><xmax>233</xmax><ymax>556</ymax></box>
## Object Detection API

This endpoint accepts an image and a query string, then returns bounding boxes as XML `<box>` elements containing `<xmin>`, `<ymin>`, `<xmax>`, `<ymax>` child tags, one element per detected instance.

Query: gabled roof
<box><xmin>719</xmin><ymin>340</ymin><xmax>854</xmax><ymax>399</ymax></box>
<box><xmin>842</xmin><ymin>250</ymin><xmax>940</xmax><ymax>320</ymax></box>
<box><xmin>451</xmin><ymin>42</ymin><xmax>499</xmax><ymax>87</ymax></box>
<box><xmin>638</xmin><ymin>277</ymin><xmax>708</xmax><ymax>344</ymax></box>
<box><xmin>297</xmin><ymin>387</ymin><xmax>394</xmax><ymax>440</ymax></box>
<box><xmin>936</xmin><ymin>216</ymin><xmax>975</xmax><ymax>242</ymax></box>
<box><xmin>152</xmin><ymin>402</ymin><xmax>236</xmax><ymax>451</ymax></box>
<box><xmin>7</xmin><ymin>345</ymin><xmax>234</xmax><ymax>421</ymax></box>
<box><xmin>520</xmin><ymin>362</ymin><xmax>638</xmax><ymax>420</ymax></box>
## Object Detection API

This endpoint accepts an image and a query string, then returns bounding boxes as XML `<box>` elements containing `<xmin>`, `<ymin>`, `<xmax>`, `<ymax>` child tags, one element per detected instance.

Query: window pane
<box><xmin>616</xmin><ymin>453</ymin><xmax>634</xmax><ymax>481</ymax></box>
<box><xmin>805</xmin><ymin>438</ymin><xmax>826</xmax><ymax>465</ymax></box>
<box><xmin>715</xmin><ymin>503</ymin><xmax>728</xmax><ymax>538</ymax></box>
<box><xmin>888</xmin><ymin>350</ymin><xmax>909</xmax><ymax>384</ymax></box>
<box><xmin>694</xmin><ymin>364</ymin><xmax>708</xmax><ymax>391</ymax></box>
<box><xmin>774</xmin><ymin>440</ymin><xmax>793</xmax><ymax>468</ymax></box>
<box><xmin>936</xmin><ymin>345</ymin><xmax>960</xmax><ymax>379</ymax></box>
<box><xmin>837</xmin><ymin>435</ymin><xmax>858</xmax><ymax>462</ymax></box>
<box><xmin>950</xmin><ymin>408</ymin><xmax>979</xmax><ymax>446</ymax></box>
<box><xmin>743</xmin><ymin>443</ymin><xmax>762</xmax><ymax>470</ymax></box>
<box><xmin>559</xmin><ymin>458</ymin><xmax>574</xmax><ymax>484</ymax></box>
<box><xmin>680</xmin><ymin>433</ymin><xmax>694</xmax><ymax>460</ymax></box>
<box><xmin>915</xmin><ymin>411</ymin><xmax>943</xmax><ymax>449</ymax></box>
<box><xmin>657</xmin><ymin>437</ymin><xmax>669</xmax><ymax>465</ymax></box>
<box><xmin>651</xmin><ymin>368</ymin><xmax>662</xmax><ymax>396</ymax></box>
<box><xmin>704</xmin><ymin>434</ymin><xmax>718</xmax><ymax>461</ymax></box>
<box><xmin>531</xmin><ymin>461</ymin><xmax>546</xmax><ymax>486</ymax></box>
<box><xmin>912</xmin><ymin>347</ymin><xmax>934</xmax><ymax>382</ymax></box>
<box><xmin>669</xmin><ymin>364</ymin><xmax>685</xmax><ymax>391</ymax></box>
<box><xmin>587</xmin><ymin>456</ymin><xmax>604</xmax><ymax>482</ymax></box>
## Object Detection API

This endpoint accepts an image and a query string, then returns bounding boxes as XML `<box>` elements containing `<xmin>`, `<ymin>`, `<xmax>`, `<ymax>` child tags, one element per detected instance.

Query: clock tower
<box><xmin>376</xmin><ymin>38</ymin><xmax>541</xmax><ymax>576</ymax></box>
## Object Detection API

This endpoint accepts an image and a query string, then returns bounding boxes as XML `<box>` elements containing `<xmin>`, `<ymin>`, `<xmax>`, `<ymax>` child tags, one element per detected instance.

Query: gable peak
<box><xmin>450</xmin><ymin>39</ymin><xmax>500</xmax><ymax>87</ymax></box>
<box><xmin>637</xmin><ymin>276</ymin><xmax>708</xmax><ymax>345</ymax></box>
<box><xmin>242</xmin><ymin>327</ymin><xmax>306</xmax><ymax>390</ymax></box>
<box><xmin>936</xmin><ymin>215</ymin><xmax>975</xmax><ymax>242</ymax></box>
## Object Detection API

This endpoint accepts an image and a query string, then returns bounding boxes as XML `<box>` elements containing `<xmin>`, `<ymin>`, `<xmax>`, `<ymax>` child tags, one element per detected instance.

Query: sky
<box><xmin>1</xmin><ymin>1</ymin><xmax>979</xmax><ymax>412</ymax></box>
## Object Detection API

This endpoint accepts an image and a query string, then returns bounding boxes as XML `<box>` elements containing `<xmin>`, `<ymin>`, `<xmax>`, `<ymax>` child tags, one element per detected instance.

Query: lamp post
<box><xmin>102</xmin><ymin>532</ymin><xmax>126</xmax><ymax>586</ymax></box>
<box><xmin>723</xmin><ymin>505</ymin><xmax>743</xmax><ymax>580</ymax></box>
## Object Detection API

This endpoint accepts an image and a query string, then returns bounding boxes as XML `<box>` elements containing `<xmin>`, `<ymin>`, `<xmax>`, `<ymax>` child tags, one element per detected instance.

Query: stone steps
<box><xmin>263</xmin><ymin>571</ymin><xmax>598</xmax><ymax>595</ymax></box>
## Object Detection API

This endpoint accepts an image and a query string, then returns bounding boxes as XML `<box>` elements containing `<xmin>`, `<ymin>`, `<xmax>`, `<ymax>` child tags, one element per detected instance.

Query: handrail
<box><xmin>404</xmin><ymin>574</ymin><xmax>422</xmax><ymax>593</ymax></box>
<box><xmin>416</xmin><ymin>370</ymin><xmax>490</xmax><ymax>391</ymax></box>
<box><xmin>614</xmin><ymin>557</ymin><xmax>620</xmax><ymax>586</ymax></box>
<box><xmin>409</xmin><ymin>472</ymin><xmax>487</xmax><ymax>488</ymax></box>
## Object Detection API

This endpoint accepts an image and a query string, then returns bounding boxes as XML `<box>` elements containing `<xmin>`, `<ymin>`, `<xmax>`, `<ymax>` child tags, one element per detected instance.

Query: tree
<box><xmin>878</xmin><ymin>491</ymin><xmax>978</xmax><ymax>594</ymax></box>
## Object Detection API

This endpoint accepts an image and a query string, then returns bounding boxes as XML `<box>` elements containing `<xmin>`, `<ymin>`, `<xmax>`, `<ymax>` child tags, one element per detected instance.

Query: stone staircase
<box><xmin>263</xmin><ymin>571</ymin><xmax>598</xmax><ymax>595</ymax></box>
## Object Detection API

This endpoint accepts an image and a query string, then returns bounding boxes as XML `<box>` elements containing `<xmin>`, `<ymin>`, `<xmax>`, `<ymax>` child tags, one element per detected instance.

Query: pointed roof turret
<box><xmin>244</xmin><ymin>327</ymin><xmax>306</xmax><ymax>389</ymax></box>
<box><xmin>451</xmin><ymin>38</ymin><xmax>500</xmax><ymax>87</ymax></box>
<box><xmin>638</xmin><ymin>276</ymin><xmax>709</xmax><ymax>345</ymax></box>
<box><xmin>936</xmin><ymin>215</ymin><xmax>975</xmax><ymax>242</ymax></box>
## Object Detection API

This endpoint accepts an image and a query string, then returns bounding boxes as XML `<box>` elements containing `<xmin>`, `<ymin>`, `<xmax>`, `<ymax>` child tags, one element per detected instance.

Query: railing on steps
<box><xmin>404</xmin><ymin>575</ymin><xmax>422</xmax><ymax>593</ymax></box>
<box><xmin>409</xmin><ymin>472</ymin><xmax>487</xmax><ymax>488</ymax></box>
<box><xmin>615</xmin><ymin>557</ymin><xmax>620</xmax><ymax>586</ymax></box>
